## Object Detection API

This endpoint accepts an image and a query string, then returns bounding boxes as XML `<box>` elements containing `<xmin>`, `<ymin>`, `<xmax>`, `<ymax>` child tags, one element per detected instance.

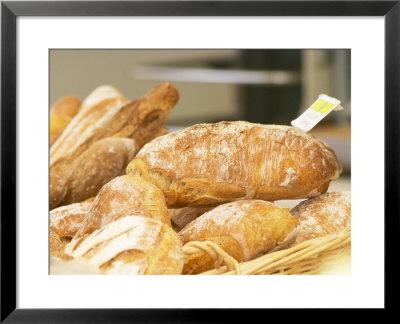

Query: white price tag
<box><xmin>291</xmin><ymin>94</ymin><xmax>343</xmax><ymax>132</ymax></box>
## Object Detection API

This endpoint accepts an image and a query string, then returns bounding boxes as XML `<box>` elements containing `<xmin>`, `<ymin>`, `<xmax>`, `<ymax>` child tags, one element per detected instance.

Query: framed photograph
<box><xmin>1</xmin><ymin>0</ymin><xmax>398</xmax><ymax>321</ymax></box>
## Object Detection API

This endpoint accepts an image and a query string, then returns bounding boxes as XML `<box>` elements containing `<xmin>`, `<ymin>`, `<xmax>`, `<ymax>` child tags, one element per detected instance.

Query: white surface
<box><xmin>17</xmin><ymin>17</ymin><xmax>383</xmax><ymax>309</ymax></box>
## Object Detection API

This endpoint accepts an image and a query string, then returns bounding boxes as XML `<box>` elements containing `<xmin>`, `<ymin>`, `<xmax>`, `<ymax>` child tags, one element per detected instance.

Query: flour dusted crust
<box><xmin>290</xmin><ymin>191</ymin><xmax>351</xmax><ymax>245</ymax></box>
<box><xmin>79</xmin><ymin>85</ymin><xmax>125</xmax><ymax>114</ymax></box>
<box><xmin>73</xmin><ymin>174</ymin><xmax>170</xmax><ymax>239</ymax></box>
<box><xmin>64</xmin><ymin>216</ymin><xmax>183</xmax><ymax>275</ymax></box>
<box><xmin>49</xmin><ymin>95</ymin><xmax>81</xmax><ymax>146</ymax></box>
<box><xmin>179</xmin><ymin>200</ymin><xmax>300</xmax><ymax>274</ymax></box>
<box><xmin>50</xmin><ymin>199</ymin><xmax>94</xmax><ymax>239</ymax></box>
<box><xmin>49</xmin><ymin>83</ymin><xmax>179</xmax><ymax>209</ymax></box>
<box><xmin>50</xmin><ymin>137</ymin><xmax>137</xmax><ymax>209</ymax></box>
<box><xmin>127</xmin><ymin>121</ymin><xmax>342</xmax><ymax>208</ymax></box>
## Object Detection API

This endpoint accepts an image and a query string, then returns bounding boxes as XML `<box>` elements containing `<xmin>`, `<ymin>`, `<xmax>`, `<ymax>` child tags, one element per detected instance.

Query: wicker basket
<box><xmin>182</xmin><ymin>226</ymin><xmax>351</xmax><ymax>275</ymax></box>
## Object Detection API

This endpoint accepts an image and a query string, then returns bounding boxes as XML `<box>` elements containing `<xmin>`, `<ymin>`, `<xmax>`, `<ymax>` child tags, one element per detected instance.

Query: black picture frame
<box><xmin>1</xmin><ymin>0</ymin><xmax>398</xmax><ymax>322</ymax></box>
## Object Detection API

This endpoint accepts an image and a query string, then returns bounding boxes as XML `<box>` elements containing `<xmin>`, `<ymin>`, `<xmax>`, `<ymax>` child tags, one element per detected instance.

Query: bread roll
<box><xmin>49</xmin><ymin>95</ymin><xmax>81</xmax><ymax>146</ymax></box>
<box><xmin>65</xmin><ymin>216</ymin><xmax>183</xmax><ymax>275</ymax></box>
<box><xmin>50</xmin><ymin>198</ymin><xmax>94</xmax><ymax>239</ymax></box>
<box><xmin>290</xmin><ymin>191</ymin><xmax>351</xmax><ymax>246</ymax></box>
<box><xmin>179</xmin><ymin>200</ymin><xmax>300</xmax><ymax>274</ymax></box>
<box><xmin>49</xmin><ymin>82</ymin><xmax>179</xmax><ymax>209</ymax></box>
<box><xmin>74</xmin><ymin>174</ymin><xmax>170</xmax><ymax>239</ymax></box>
<box><xmin>169</xmin><ymin>206</ymin><xmax>214</xmax><ymax>230</ymax></box>
<box><xmin>127</xmin><ymin>121</ymin><xmax>342</xmax><ymax>208</ymax></box>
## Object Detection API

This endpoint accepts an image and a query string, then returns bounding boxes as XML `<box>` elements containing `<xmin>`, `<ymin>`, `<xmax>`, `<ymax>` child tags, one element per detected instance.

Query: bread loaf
<box><xmin>179</xmin><ymin>200</ymin><xmax>300</xmax><ymax>274</ymax></box>
<box><xmin>73</xmin><ymin>174</ymin><xmax>170</xmax><ymax>239</ymax></box>
<box><xmin>50</xmin><ymin>198</ymin><xmax>94</xmax><ymax>239</ymax></box>
<box><xmin>127</xmin><ymin>121</ymin><xmax>342</xmax><ymax>208</ymax></box>
<box><xmin>49</xmin><ymin>95</ymin><xmax>81</xmax><ymax>146</ymax></box>
<box><xmin>50</xmin><ymin>137</ymin><xmax>137</xmax><ymax>209</ymax></box>
<box><xmin>79</xmin><ymin>85</ymin><xmax>125</xmax><ymax>114</ymax></box>
<box><xmin>290</xmin><ymin>191</ymin><xmax>351</xmax><ymax>246</ymax></box>
<box><xmin>65</xmin><ymin>216</ymin><xmax>183</xmax><ymax>275</ymax></box>
<box><xmin>49</xmin><ymin>82</ymin><xmax>179</xmax><ymax>209</ymax></box>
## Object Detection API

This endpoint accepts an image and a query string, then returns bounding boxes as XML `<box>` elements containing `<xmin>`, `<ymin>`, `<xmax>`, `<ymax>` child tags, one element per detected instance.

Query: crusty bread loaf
<box><xmin>49</xmin><ymin>83</ymin><xmax>179</xmax><ymax>209</ymax></box>
<box><xmin>179</xmin><ymin>200</ymin><xmax>300</xmax><ymax>274</ymax></box>
<box><xmin>169</xmin><ymin>206</ymin><xmax>214</xmax><ymax>230</ymax></box>
<box><xmin>64</xmin><ymin>216</ymin><xmax>183</xmax><ymax>275</ymax></box>
<box><xmin>50</xmin><ymin>137</ymin><xmax>137</xmax><ymax>209</ymax></box>
<box><xmin>49</xmin><ymin>95</ymin><xmax>81</xmax><ymax>146</ymax></box>
<box><xmin>79</xmin><ymin>85</ymin><xmax>125</xmax><ymax>114</ymax></box>
<box><xmin>50</xmin><ymin>198</ymin><xmax>94</xmax><ymax>239</ymax></box>
<box><xmin>73</xmin><ymin>174</ymin><xmax>170</xmax><ymax>239</ymax></box>
<box><xmin>290</xmin><ymin>191</ymin><xmax>351</xmax><ymax>246</ymax></box>
<box><xmin>127</xmin><ymin>121</ymin><xmax>342</xmax><ymax>208</ymax></box>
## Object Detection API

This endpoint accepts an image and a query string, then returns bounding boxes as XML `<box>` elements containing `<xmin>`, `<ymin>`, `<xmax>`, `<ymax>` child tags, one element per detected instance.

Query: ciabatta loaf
<box><xmin>179</xmin><ymin>200</ymin><xmax>300</xmax><ymax>274</ymax></box>
<box><xmin>73</xmin><ymin>174</ymin><xmax>170</xmax><ymax>239</ymax></box>
<box><xmin>49</xmin><ymin>95</ymin><xmax>81</xmax><ymax>146</ymax></box>
<box><xmin>49</xmin><ymin>83</ymin><xmax>179</xmax><ymax>209</ymax></box>
<box><xmin>290</xmin><ymin>191</ymin><xmax>351</xmax><ymax>246</ymax></box>
<box><xmin>65</xmin><ymin>216</ymin><xmax>183</xmax><ymax>275</ymax></box>
<box><xmin>127</xmin><ymin>121</ymin><xmax>342</xmax><ymax>208</ymax></box>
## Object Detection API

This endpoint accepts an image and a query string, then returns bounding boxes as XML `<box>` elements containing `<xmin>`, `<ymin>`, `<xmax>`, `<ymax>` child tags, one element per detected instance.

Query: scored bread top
<box><xmin>64</xmin><ymin>216</ymin><xmax>183</xmax><ymax>275</ymax></box>
<box><xmin>127</xmin><ymin>121</ymin><xmax>342</xmax><ymax>207</ymax></box>
<box><xmin>49</xmin><ymin>83</ymin><xmax>179</xmax><ymax>209</ymax></box>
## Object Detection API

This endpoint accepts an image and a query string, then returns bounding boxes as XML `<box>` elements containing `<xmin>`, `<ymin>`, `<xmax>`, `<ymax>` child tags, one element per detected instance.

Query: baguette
<box><xmin>73</xmin><ymin>174</ymin><xmax>170</xmax><ymax>239</ymax></box>
<box><xmin>49</xmin><ymin>95</ymin><xmax>81</xmax><ymax>146</ymax></box>
<box><xmin>49</xmin><ymin>82</ymin><xmax>179</xmax><ymax>209</ymax></box>
<box><xmin>79</xmin><ymin>85</ymin><xmax>125</xmax><ymax>114</ymax></box>
<box><xmin>179</xmin><ymin>200</ymin><xmax>300</xmax><ymax>274</ymax></box>
<box><xmin>127</xmin><ymin>121</ymin><xmax>342</xmax><ymax>208</ymax></box>
<box><xmin>65</xmin><ymin>216</ymin><xmax>183</xmax><ymax>275</ymax></box>
<box><xmin>290</xmin><ymin>191</ymin><xmax>351</xmax><ymax>246</ymax></box>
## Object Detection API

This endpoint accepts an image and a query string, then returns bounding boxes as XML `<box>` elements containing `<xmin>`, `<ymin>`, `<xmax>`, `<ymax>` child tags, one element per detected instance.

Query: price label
<box><xmin>291</xmin><ymin>94</ymin><xmax>343</xmax><ymax>132</ymax></box>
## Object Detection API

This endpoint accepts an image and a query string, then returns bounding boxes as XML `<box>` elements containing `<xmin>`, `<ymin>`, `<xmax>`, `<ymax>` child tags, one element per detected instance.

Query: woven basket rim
<box><xmin>182</xmin><ymin>226</ymin><xmax>351</xmax><ymax>275</ymax></box>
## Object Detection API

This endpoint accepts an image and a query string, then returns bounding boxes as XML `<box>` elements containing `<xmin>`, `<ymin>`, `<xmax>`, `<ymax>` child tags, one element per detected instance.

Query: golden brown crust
<box><xmin>127</xmin><ymin>121</ymin><xmax>342</xmax><ymax>208</ymax></box>
<box><xmin>79</xmin><ymin>85</ymin><xmax>125</xmax><ymax>114</ymax></box>
<box><xmin>73</xmin><ymin>174</ymin><xmax>171</xmax><ymax>239</ymax></box>
<box><xmin>49</xmin><ymin>83</ymin><xmax>179</xmax><ymax>209</ymax></box>
<box><xmin>50</xmin><ymin>137</ymin><xmax>137</xmax><ymax>209</ymax></box>
<box><xmin>179</xmin><ymin>200</ymin><xmax>300</xmax><ymax>274</ymax></box>
<box><xmin>290</xmin><ymin>191</ymin><xmax>351</xmax><ymax>246</ymax></box>
<box><xmin>50</xmin><ymin>199</ymin><xmax>94</xmax><ymax>238</ymax></box>
<box><xmin>49</xmin><ymin>95</ymin><xmax>81</xmax><ymax>146</ymax></box>
<box><xmin>64</xmin><ymin>216</ymin><xmax>183</xmax><ymax>275</ymax></box>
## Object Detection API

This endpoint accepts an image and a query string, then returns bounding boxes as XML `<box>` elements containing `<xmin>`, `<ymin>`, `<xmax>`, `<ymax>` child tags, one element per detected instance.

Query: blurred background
<box><xmin>50</xmin><ymin>49</ymin><xmax>351</xmax><ymax>190</ymax></box>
